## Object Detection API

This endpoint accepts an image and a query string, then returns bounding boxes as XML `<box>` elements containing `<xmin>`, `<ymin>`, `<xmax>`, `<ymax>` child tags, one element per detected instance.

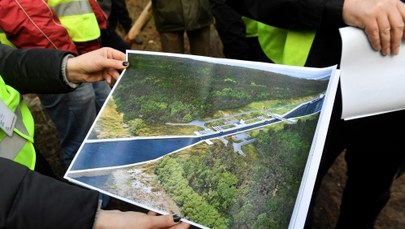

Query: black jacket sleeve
<box><xmin>225</xmin><ymin>0</ymin><xmax>345</xmax><ymax>30</ymax></box>
<box><xmin>0</xmin><ymin>158</ymin><xmax>100</xmax><ymax>229</ymax></box>
<box><xmin>0</xmin><ymin>44</ymin><xmax>76</xmax><ymax>94</ymax></box>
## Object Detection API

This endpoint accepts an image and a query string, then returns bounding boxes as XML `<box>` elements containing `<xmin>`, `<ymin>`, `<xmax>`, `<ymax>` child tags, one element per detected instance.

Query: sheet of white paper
<box><xmin>339</xmin><ymin>26</ymin><xmax>405</xmax><ymax>120</ymax></box>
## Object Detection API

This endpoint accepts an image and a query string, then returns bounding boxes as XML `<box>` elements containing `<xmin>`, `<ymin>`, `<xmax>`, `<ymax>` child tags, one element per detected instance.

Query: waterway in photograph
<box><xmin>70</xmin><ymin>137</ymin><xmax>200</xmax><ymax>170</ymax></box>
<box><xmin>70</xmin><ymin>95</ymin><xmax>324</xmax><ymax>171</ymax></box>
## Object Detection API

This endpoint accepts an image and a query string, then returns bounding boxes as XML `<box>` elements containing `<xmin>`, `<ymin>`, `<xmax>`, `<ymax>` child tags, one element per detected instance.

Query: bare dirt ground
<box><xmin>26</xmin><ymin>0</ymin><xmax>405</xmax><ymax>228</ymax></box>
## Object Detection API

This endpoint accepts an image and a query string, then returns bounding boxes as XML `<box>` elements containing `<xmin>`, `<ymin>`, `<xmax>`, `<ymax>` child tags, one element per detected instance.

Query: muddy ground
<box><xmin>26</xmin><ymin>0</ymin><xmax>405</xmax><ymax>228</ymax></box>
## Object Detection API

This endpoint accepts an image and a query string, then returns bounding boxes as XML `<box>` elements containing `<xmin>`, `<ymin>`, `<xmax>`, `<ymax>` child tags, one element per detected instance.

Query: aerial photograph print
<box><xmin>65</xmin><ymin>51</ymin><xmax>338</xmax><ymax>229</ymax></box>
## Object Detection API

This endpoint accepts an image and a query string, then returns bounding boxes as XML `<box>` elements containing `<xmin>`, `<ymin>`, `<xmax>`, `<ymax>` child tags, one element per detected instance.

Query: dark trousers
<box><xmin>307</xmin><ymin>83</ymin><xmax>405</xmax><ymax>228</ymax></box>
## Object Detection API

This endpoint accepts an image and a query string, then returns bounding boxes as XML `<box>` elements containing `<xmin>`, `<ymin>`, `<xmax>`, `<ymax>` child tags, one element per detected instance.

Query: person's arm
<box><xmin>226</xmin><ymin>0</ymin><xmax>405</xmax><ymax>55</ymax></box>
<box><xmin>0</xmin><ymin>44</ymin><xmax>70</xmax><ymax>93</ymax></box>
<box><xmin>0</xmin><ymin>44</ymin><xmax>127</xmax><ymax>94</ymax></box>
<box><xmin>0</xmin><ymin>157</ymin><xmax>99</xmax><ymax>229</ymax></box>
<box><xmin>0</xmin><ymin>158</ymin><xmax>190</xmax><ymax>229</ymax></box>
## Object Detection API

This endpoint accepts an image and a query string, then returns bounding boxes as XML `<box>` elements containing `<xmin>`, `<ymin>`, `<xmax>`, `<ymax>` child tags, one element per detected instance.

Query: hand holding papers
<box><xmin>339</xmin><ymin>27</ymin><xmax>405</xmax><ymax>120</ymax></box>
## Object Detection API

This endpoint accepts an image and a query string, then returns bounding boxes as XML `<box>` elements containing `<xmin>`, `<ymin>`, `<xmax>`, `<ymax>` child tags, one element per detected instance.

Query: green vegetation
<box><xmin>153</xmin><ymin>116</ymin><xmax>318</xmax><ymax>228</ymax></box>
<box><xmin>113</xmin><ymin>54</ymin><xmax>327</xmax><ymax>134</ymax></box>
<box><xmin>89</xmin><ymin>99</ymin><xmax>129</xmax><ymax>139</ymax></box>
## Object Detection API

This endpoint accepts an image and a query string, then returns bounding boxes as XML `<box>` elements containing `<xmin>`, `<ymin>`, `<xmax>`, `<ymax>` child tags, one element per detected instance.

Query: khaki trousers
<box><xmin>159</xmin><ymin>26</ymin><xmax>211</xmax><ymax>56</ymax></box>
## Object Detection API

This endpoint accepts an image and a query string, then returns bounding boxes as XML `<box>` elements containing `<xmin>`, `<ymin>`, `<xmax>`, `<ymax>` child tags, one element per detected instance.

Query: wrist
<box><xmin>61</xmin><ymin>54</ymin><xmax>80</xmax><ymax>88</ymax></box>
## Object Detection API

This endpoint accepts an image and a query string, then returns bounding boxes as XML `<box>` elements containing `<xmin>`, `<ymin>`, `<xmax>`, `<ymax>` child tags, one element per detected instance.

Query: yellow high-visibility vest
<box><xmin>257</xmin><ymin>22</ymin><xmax>316</xmax><ymax>66</ymax></box>
<box><xmin>0</xmin><ymin>76</ymin><xmax>36</xmax><ymax>170</ymax></box>
<box><xmin>48</xmin><ymin>0</ymin><xmax>100</xmax><ymax>42</ymax></box>
<box><xmin>241</xmin><ymin>16</ymin><xmax>258</xmax><ymax>38</ymax></box>
<box><xmin>0</xmin><ymin>28</ymin><xmax>15</xmax><ymax>47</ymax></box>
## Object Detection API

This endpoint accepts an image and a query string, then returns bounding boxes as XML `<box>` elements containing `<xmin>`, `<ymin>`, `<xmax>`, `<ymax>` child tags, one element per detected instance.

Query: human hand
<box><xmin>342</xmin><ymin>0</ymin><xmax>405</xmax><ymax>55</ymax></box>
<box><xmin>93</xmin><ymin>210</ymin><xmax>190</xmax><ymax>229</ymax></box>
<box><xmin>66</xmin><ymin>47</ymin><xmax>129</xmax><ymax>85</ymax></box>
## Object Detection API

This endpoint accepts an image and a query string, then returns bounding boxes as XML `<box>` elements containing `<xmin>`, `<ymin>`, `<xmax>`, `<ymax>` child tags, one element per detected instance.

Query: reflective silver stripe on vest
<box><xmin>0</xmin><ymin>104</ymin><xmax>29</xmax><ymax>160</ymax></box>
<box><xmin>52</xmin><ymin>0</ymin><xmax>93</xmax><ymax>17</ymax></box>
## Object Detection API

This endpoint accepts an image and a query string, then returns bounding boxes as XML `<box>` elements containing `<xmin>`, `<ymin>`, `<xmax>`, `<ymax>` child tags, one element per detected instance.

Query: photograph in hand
<box><xmin>65</xmin><ymin>50</ymin><xmax>339</xmax><ymax>229</ymax></box>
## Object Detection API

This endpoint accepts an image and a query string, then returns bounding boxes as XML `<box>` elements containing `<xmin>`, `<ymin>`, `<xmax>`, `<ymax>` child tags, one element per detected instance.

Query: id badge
<box><xmin>0</xmin><ymin>100</ymin><xmax>16</xmax><ymax>136</ymax></box>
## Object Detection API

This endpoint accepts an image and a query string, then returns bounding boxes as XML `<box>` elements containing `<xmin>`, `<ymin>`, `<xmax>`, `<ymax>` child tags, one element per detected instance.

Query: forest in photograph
<box><xmin>110</xmin><ymin>53</ymin><xmax>327</xmax><ymax>132</ymax></box>
<box><xmin>91</xmin><ymin>116</ymin><xmax>318</xmax><ymax>229</ymax></box>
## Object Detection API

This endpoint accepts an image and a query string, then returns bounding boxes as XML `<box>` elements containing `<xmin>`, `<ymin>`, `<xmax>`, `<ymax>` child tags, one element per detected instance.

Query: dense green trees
<box><xmin>128</xmin><ymin>118</ymin><xmax>145</xmax><ymax>136</ymax></box>
<box><xmin>156</xmin><ymin>156</ymin><xmax>229</xmax><ymax>228</ymax></box>
<box><xmin>113</xmin><ymin>54</ymin><xmax>327</xmax><ymax>129</ymax></box>
<box><xmin>152</xmin><ymin>116</ymin><xmax>318</xmax><ymax>228</ymax></box>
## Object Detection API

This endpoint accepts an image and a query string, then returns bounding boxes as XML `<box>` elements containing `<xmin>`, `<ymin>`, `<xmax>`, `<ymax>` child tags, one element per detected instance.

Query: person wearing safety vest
<box><xmin>227</xmin><ymin>0</ymin><xmax>405</xmax><ymax>228</ymax></box>
<box><xmin>48</xmin><ymin>0</ymin><xmax>101</xmax><ymax>41</ymax></box>
<box><xmin>48</xmin><ymin>0</ymin><xmax>108</xmax><ymax>53</ymax></box>
<box><xmin>0</xmin><ymin>44</ymin><xmax>189</xmax><ymax>229</ymax></box>
<box><xmin>0</xmin><ymin>75</ymin><xmax>35</xmax><ymax>170</ymax></box>
<box><xmin>0</xmin><ymin>0</ymin><xmax>112</xmax><ymax>167</ymax></box>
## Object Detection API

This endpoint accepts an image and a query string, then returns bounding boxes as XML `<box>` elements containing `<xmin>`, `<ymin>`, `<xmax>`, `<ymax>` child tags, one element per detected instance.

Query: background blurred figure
<box><xmin>151</xmin><ymin>0</ymin><xmax>213</xmax><ymax>55</ymax></box>
<box><xmin>209</xmin><ymin>0</ymin><xmax>269</xmax><ymax>62</ymax></box>
<box><xmin>99</xmin><ymin>0</ymin><xmax>136</xmax><ymax>52</ymax></box>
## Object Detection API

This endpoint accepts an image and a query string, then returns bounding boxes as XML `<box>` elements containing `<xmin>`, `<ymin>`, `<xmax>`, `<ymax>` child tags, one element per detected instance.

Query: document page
<box><xmin>340</xmin><ymin>26</ymin><xmax>405</xmax><ymax>120</ymax></box>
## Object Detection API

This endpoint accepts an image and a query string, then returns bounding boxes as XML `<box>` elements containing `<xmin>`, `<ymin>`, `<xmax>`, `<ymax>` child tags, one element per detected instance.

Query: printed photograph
<box><xmin>65</xmin><ymin>51</ymin><xmax>338</xmax><ymax>229</ymax></box>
